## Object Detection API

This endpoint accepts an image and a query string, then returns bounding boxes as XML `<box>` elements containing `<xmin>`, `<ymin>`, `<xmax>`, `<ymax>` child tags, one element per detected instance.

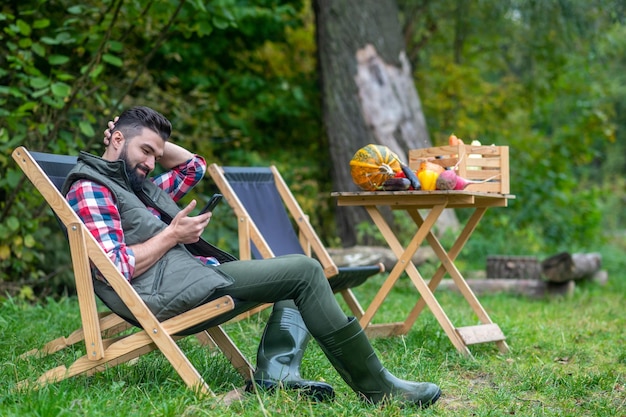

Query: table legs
<box><xmin>359</xmin><ymin>204</ymin><xmax>508</xmax><ymax>355</ymax></box>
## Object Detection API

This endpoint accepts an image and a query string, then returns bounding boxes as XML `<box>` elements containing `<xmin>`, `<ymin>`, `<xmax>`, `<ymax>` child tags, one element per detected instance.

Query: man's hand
<box><xmin>166</xmin><ymin>200</ymin><xmax>212</xmax><ymax>244</ymax></box>
<box><xmin>103</xmin><ymin>116</ymin><xmax>119</xmax><ymax>147</ymax></box>
<box><xmin>103</xmin><ymin>115</ymin><xmax>193</xmax><ymax>169</ymax></box>
<box><xmin>128</xmin><ymin>200</ymin><xmax>211</xmax><ymax>276</ymax></box>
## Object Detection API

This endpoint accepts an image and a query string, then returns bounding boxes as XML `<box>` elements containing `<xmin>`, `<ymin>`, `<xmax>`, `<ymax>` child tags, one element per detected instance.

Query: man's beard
<box><xmin>126</xmin><ymin>166</ymin><xmax>146</xmax><ymax>192</ymax></box>
<box><xmin>120</xmin><ymin>148</ymin><xmax>149</xmax><ymax>192</ymax></box>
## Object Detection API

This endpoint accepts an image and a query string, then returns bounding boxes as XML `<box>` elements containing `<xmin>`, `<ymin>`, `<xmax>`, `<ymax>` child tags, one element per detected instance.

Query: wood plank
<box><xmin>339</xmin><ymin>289</ymin><xmax>365</xmax><ymax>319</ymax></box>
<box><xmin>20</xmin><ymin>313</ymin><xmax>130</xmax><ymax>359</ymax></box>
<box><xmin>161</xmin><ymin>296</ymin><xmax>234</xmax><ymax>335</ymax></box>
<box><xmin>456</xmin><ymin>323</ymin><xmax>506</xmax><ymax>345</ymax></box>
<box><xmin>332</xmin><ymin>191</ymin><xmax>514</xmax><ymax>209</ymax></box>
<box><xmin>363</xmin><ymin>322</ymin><xmax>406</xmax><ymax>338</ymax></box>
<box><xmin>499</xmin><ymin>146</ymin><xmax>510</xmax><ymax>194</ymax></box>
<box><xmin>67</xmin><ymin>224</ymin><xmax>105</xmax><ymax>361</ymax></box>
<box><xmin>205</xmin><ymin>326</ymin><xmax>254</xmax><ymax>380</ymax></box>
<box><xmin>334</xmin><ymin>193</ymin><xmax>473</xmax><ymax>207</ymax></box>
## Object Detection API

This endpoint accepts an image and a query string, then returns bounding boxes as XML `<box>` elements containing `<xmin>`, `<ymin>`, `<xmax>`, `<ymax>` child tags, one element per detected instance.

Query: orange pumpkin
<box><xmin>350</xmin><ymin>144</ymin><xmax>402</xmax><ymax>191</ymax></box>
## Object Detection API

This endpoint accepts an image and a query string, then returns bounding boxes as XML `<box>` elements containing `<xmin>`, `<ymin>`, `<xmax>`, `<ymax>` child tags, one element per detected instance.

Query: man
<box><xmin>63</xmin><ymin>106</ymin><xmax>441</xmax><ymax>407</ymax></box>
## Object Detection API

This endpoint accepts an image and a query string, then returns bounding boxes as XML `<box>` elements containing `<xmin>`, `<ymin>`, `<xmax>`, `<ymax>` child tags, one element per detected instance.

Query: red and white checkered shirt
<box><xmin>66</xmin><ymin>155</ymin><xmax>218</xmax><ymax>282</ymax></box>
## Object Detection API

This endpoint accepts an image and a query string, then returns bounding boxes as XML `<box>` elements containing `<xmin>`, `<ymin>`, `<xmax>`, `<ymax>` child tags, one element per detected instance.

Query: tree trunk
<box><xmin>314</xmin><ymin>0</ymin><xmax>435</xmax><ymax>246</ymax></box>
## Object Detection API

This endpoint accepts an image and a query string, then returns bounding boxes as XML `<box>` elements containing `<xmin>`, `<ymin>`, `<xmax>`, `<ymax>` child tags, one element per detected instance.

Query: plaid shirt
<box><xmin>66</xmin><ymin>155</ymin><xmax>218</xmax><ymax>282</ymax></box>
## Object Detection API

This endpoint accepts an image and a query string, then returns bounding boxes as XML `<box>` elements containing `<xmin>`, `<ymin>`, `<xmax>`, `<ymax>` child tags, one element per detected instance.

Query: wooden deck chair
<box><xmin>12</xmin><ymin>146</ymin><xmax>257</xmax><ymax>397</ymax></box>
<box><xmin>208</xmin><ymin>164</ymin><xmax>384</xmax><ymax>319</ymax></box>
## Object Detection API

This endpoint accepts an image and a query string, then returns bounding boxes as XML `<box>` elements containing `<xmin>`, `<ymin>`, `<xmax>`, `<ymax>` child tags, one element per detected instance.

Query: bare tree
<box><xmin>314</xmin><ymin>0</ymin><xmax>433</xmax><ymax>246</ymax></box>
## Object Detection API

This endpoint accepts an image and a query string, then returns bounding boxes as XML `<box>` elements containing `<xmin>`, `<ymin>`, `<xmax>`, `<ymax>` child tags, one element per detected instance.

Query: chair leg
<box><xmin>19</xmin><ymin>312</ymin><xmax>130</xmax><ymax>359</ymax></box>
<box><xmin>18</xmin><ymin>335</ymin><xmax>158</xmax><ymax>390</ymax></box>
<box><xmin>205</xmin><ymin>326</ymin><xmax>254</xmax><ymax>380</ymax></box>
<box><xmin>340</xmin><ymin>289</ymin><xmax>365</xmax><ymax>319</ymax></box>
<box><xmin>195</xmin><ymin>330</ymin><xmax>217</xmax><ymax>349</ymax></box>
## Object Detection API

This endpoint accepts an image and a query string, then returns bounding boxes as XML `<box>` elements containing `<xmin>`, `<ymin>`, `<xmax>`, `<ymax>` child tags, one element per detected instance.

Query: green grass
<box><xmin>1</xmin><ymin>241</ymin><xmax>624</xmax><ymax>416</ymax></box>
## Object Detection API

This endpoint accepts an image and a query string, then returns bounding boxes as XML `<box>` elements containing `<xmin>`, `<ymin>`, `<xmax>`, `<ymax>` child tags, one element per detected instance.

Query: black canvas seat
<box><xmin>209</xmin><ymin>164</ymin><xmax>384</xmax><ymax>319</ymax></box>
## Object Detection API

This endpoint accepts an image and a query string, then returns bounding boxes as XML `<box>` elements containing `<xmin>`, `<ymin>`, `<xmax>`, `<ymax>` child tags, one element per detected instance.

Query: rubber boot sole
<box><xmin>245</xmin><ymin>379</ymin><xmax>335</xmax><ymax>402</ymax></box>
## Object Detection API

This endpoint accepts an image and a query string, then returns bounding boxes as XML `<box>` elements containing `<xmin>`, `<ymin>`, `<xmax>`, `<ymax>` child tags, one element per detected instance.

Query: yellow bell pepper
<box><xmin>417</xmin><ymin>169</ymin><xmax>439</xmax><ymax>191</ymax></box>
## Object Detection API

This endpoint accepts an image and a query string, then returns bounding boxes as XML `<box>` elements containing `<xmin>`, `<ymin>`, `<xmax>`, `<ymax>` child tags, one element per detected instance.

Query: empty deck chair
<box><xmin>208</xmin><ymin>164</ymin><xmax>384</xmax><ymax>319</ymax></box>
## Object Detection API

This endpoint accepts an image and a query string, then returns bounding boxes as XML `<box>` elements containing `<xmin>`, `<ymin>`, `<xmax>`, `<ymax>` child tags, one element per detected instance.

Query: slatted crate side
<box><xmin>408</xmin><ymin>145</ymin><xmax>510</xmax><ymax>194</ymax></box>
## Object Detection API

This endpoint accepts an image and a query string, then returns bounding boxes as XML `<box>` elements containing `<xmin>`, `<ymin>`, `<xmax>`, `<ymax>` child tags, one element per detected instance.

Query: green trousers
<box><xmin>213</xmin><ymin>254</ymin><xmax>348</xmax><ymax>337</ymax></box>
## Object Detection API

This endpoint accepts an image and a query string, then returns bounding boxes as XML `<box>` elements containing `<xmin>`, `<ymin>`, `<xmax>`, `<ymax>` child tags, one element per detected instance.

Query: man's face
<box><xmin>118</xmin><ymin>127</ymin><xmax>165</xmax><ymax>191</ymax></box>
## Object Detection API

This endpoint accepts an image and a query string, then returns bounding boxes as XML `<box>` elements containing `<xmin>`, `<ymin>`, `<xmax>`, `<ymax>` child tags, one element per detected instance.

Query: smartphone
<box><xmin>198</xmin><ymin>193</ymin><xmax>223</xmax><ymax>215</ymax></box>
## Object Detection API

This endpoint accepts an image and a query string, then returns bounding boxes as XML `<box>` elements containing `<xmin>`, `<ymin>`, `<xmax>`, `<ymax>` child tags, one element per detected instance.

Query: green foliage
<box><xmin>1</xmin><ymin>0</ymin><xmax>624</xmax><ymax>300</ymax></box>
<box><xmin>0</xmin><ymin>0</ymin><xmax>317</xmax><ymax>295</ymax></box>
<box><xmin>401</xmin><ymin>0</ymin><xmax>623</xmax><ymax>255</ymax></box>
<box><xmin>1</xmin><ymin>0</ymin><xmax>143</xmax><ymax>286</ymax></box>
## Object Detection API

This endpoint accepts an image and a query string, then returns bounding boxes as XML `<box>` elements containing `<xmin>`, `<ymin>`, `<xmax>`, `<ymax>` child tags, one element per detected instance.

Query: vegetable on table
<box><xmin>350</xmin><ymin>144</ymin><xmax>401</xmax><ymax>191</ymax></box>
<box><xmin>417</xmin><ymin>169</ymin><xmax>439</xmax><ymax>191</ymax></box>
<box><xmin>435</xmin><ymin>170</ymin><xmax>458</xmax><ymax>190</ymax></box>
<box><xmin>381</xmin><ymin>177</ymin><xmax>411</xmax><ymax>191</ymax></box>
<box><xmin>400</xmin><ymin>163</ymin><xmax>421</xmax><ymax>190</ymax></box>
<box><xmin>435</xmin><ymin>169</ymin><xmax>502</xmax><ymax>191</ymax></box>
<box><xmin>418</xmin><ymin>160</ymin><xmax>445</xmax><ymax>175</ymax></box>
<box><xmin>449</xmin><ymin>133</ymin><xmax>464</xmax><ymax>146</ymax></box>
<box><xmin>416</xmin><ymin>159</ymin><xmax>444</xmax><ymax>190</ymax></box>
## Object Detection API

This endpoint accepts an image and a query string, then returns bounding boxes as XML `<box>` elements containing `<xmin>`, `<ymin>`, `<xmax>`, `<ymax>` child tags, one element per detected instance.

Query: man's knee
<box><xmin>278</xmin><ymin>255</ymin><xmax>326</xmax><ymax>282</ymax></box>
<box><xmin>286</xmin><ymin>254</ymin><xmax>324</xmax><ymax>271</ymax></box>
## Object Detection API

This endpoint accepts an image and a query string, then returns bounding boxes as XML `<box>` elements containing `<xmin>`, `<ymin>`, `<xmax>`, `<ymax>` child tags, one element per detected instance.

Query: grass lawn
<box><xmin>1</xmin><ymin>241</ymin><xmax>624</xmax><ymax>416</ymax></box>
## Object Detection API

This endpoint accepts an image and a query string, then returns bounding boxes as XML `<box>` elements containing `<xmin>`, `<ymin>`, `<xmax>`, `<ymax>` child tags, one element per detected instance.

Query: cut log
<box><xmin>437</xmin><ymin>278</ymin><xmax>575</xmax><ymax>299</ymax></box>
<box><xmin>590</xmin><ymin>269</ymin><xmax>608</xmax><ymax>286</ymax></box>
<box><xmin>540</xmin><ymin>252</ymin><xmax>572</xmax><ymax>282</ymax></box>
<box><xmin>486</xmin><ymin>256</ymin><xmax>541</xmax><ymax>280</ymax></box>
<box><xmin>541</xmin><ymin>252</ymin><xmax>602</xmax><ymax>283</ymax></box>
<box><xmin>327</xmin><ymin>245</ymin><xmax>436</xmax><ymax>271</ymax></box>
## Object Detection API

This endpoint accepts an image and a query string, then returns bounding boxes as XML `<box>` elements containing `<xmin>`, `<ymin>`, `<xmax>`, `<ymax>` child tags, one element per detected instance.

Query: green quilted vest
<box><xmin>62</xmin><ymin>151</ymin><xmax>235</xmax><ymax>322</ymax></box>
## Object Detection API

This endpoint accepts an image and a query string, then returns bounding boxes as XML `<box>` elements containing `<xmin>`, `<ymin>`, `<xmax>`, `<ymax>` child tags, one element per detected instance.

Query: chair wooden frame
<box><xmin>208</xmin><ymin>164</ymin><xmax>383</xmax><ymax>320</ymax></box>
<box><xmin>12</xmin><ymin>146</ymin><xmax>253</xmax><ymax>396</ymax></box>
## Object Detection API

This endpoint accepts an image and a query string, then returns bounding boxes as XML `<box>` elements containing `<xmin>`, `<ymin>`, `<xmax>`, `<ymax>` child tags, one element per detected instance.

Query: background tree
<box><xmin>313</xmin><ymin>0</ymin><xmax>435</xmax><ymax>246</ymax></box>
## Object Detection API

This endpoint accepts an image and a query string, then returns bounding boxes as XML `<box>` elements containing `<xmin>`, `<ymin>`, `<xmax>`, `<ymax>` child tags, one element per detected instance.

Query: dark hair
<box><xmin>113</xmin><ymin>106</ymin><xmax>172</xmax><ymax>141</ymax></box>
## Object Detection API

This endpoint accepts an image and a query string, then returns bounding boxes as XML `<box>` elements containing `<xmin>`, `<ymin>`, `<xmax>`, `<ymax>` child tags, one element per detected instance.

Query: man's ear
<box><xmin>109</xmin><ymin>131</ymin><xmax>125</xmax><ymax>150</ymax></box>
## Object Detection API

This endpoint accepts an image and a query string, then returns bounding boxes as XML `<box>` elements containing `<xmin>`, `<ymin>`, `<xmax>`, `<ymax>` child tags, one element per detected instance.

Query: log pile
<box><xmin>328</xmin><ymin>247</ymin><xmax>607</xmax><ymax>299</ymax></box>
<box><xmin>447</xmin><ymin>252</ymin><xmax>607</xmax><ymax>298</ymax></box>
<box><xmin>486</xmin><ymin>256</ymin><xmax>542</xmax><ymax>280</ymax></box>
<box><xmin>436</xmin><ymin>278</ymin><xmax>576</xmax><ymax>299</ymax></box>
<box><xmin>540</xmin><ymin>252</ymin><xmax>605</xmax><ymax>283</ymax></box>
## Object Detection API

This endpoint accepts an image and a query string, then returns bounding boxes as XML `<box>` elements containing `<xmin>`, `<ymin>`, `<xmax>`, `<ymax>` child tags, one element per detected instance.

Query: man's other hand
<box><xmin>167</xmin><ymin>200</ymin><xmax>211</xmax><ymax>244</ymax></box>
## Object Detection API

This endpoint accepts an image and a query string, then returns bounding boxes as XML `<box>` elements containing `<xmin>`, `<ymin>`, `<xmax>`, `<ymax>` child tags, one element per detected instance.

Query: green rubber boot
<box><xmin>316</xmin><ymin>317</ymin><xmax>441</xmax><ymax>407</ymax></box>
<box><xmin>246</xmin><ymin>305</ymin><xmax>335</xmax><ymax>401</ymax></box>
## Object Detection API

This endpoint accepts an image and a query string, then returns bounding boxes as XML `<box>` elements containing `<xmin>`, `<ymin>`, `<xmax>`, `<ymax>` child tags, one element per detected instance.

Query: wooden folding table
<box><xmin>332</xmin><ymin>190</ymin><xmax>514</xmax><ymax>355</ymax></box>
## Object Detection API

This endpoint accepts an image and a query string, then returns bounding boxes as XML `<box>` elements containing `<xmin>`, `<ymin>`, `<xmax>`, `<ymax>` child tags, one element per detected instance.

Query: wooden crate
<box><xmin>409</xmin><ymin>144</ymin><xmax>510</xmax><ymax>194</ymax></box>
